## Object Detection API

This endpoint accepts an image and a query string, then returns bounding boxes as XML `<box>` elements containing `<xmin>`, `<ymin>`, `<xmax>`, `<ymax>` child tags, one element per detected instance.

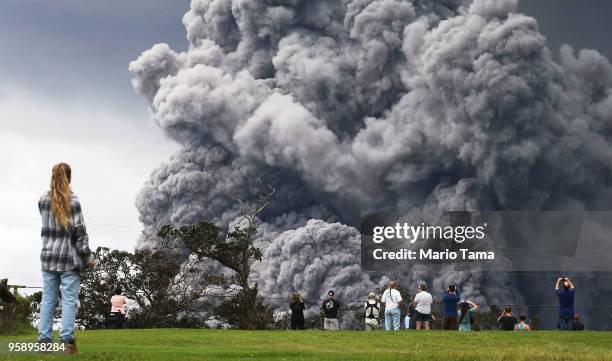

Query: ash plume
<box><xmin>130</xmin><ymin>0</ymin><xmax>612</xmax><ymax>328</ymax></box>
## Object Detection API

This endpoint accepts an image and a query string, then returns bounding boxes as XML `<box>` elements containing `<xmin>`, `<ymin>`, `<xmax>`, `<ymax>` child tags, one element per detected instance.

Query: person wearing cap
<box><xmin>364</xmin><ymin>292</ymin><xmax>380</xmax><ymax>331</ymax></box>
<box><xmin>320</xmin><ymin>290</ymin><xmax>340</xmax><ymax>331</ymax></box>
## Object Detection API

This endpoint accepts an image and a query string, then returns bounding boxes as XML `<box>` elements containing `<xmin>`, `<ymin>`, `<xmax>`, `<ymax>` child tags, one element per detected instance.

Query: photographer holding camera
<box><xmin>555</xmin><ymin>276</ymin><xmax>576</xmax><ymax>330</ymax></box>
<box><xmin>442</xmin><ymin>284</ymin><xmax>460</xmax><ymax>330</ymax></box>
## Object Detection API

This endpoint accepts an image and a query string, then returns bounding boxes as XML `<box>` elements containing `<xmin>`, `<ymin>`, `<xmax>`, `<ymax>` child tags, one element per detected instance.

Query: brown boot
<box><xmin>61</xmin><ymin>337</ymin><xmax>78</xmax><ymax>355</ymax></box>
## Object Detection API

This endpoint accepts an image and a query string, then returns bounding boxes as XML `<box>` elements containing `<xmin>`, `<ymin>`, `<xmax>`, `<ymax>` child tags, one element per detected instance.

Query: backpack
<box><xmin>365</xmin><ymin>302</ymin><xmax>379</xmax><ymax>319</ymax></box>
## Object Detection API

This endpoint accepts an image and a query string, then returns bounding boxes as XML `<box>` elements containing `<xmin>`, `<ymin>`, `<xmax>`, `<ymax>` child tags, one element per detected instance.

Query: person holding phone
<box><xmin>555</xmin><ymin>276</ymin><xmax>575</xmax><ymax>331</ymax></box>
<box><xmin>442</xmin><ymin>284</ymin><xmax>460</xmax><ymax>330</ymax></box>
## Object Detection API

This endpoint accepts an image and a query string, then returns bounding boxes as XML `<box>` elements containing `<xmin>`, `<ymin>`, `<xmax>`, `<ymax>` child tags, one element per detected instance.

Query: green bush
<box><xmin>215</xmin><ymin>286</ymin><xmax>274</xmax><ymax>329</ymax></box>
<box><xmin>0</xmin><ymin>295</ymin><xmax>35</xmax><ymax>335</ymax></box>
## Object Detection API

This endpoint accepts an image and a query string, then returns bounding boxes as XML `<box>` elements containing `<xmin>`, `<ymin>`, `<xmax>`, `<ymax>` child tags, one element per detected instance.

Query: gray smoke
<box><xmin>130</xmin><ymin>0</ymin><xmax>612</xmax><ymax>328</ymax></box>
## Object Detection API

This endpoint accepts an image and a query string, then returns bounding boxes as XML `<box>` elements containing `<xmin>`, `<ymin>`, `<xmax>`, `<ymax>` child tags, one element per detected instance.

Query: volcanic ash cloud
<box><xmin>130</xmin><ymin>0</ymin><xmax>612</xmax><ymax>312</ymax></box>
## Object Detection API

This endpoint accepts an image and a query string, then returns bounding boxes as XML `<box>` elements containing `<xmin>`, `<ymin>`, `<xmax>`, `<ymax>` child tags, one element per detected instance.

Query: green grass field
<box><xmin>1</xmin><ymin>329</ymin><xmax>611</xmax><ymax>361</ymax></box>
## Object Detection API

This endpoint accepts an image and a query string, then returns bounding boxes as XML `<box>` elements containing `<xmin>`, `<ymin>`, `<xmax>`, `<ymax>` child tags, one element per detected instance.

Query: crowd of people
<box><xmin>289</xmin><ymin>276</ymin><xmax>585</xmax><ymax>332</ymax></box>
<box><xmin>33</xmin><ymin>163</ymin><xmax>589</xmax><ymax>355</ymax></box>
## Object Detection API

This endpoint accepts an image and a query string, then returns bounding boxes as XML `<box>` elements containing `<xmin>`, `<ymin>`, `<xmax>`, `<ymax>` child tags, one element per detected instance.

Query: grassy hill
<box><xmin>1</xmin><ymin>329</ymin><xmax>611</xmax><ymax>361</ymax></box>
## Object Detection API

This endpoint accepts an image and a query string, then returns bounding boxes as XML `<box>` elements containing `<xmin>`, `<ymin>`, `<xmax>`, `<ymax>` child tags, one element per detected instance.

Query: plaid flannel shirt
<box><xmin>39</xmin><ymin>191</ymin><xmax>91</xmax><ymax>272</ymax></box>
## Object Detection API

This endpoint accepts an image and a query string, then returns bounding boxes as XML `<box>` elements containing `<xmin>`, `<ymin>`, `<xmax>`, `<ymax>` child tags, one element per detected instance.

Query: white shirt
<box><xmin>381</xmin><ymin>289</ymin><xmax>402</xmax><ymax>309</ymax></box>
<box><xmin>414</xmin><ymin>291</ymin><xmax>433</xmax><ymax>314</ymax></box>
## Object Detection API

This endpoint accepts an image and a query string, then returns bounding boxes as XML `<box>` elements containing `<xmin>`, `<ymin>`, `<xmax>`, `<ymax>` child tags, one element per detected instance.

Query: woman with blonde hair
<box><xmin>289</xmin><ymin>292</ymin><xmax>305</xmax><ymax>330</ymax></box>
<box><xmin>37</xmin><ymin>163</ymin><xmax>91</xmax><ymax>353</ymax></box>
<box><xmin>381</xmin><ymin>280</ymin><xmax>403</xmax><ymax>331</ymax></box>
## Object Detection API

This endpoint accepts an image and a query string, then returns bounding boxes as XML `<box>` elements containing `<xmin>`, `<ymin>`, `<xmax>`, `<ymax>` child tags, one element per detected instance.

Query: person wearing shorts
<box><xmin>413</xmin><ymin>284</ymin><xmax>433</xmax><ymax>330</ymax></box>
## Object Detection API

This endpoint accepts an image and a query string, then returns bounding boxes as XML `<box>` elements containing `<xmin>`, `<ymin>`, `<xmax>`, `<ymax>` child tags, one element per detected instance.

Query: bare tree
<box><xmin>234</xmin><ymin>178</ymin><xmax>275</xmax><ymax>289</ymax></box>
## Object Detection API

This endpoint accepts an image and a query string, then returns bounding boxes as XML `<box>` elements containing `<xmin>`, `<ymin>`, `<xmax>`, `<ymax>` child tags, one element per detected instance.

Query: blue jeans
<box><xmin>38</xmin><ymin>271</ymin><xmax>80</xmax><ymax>343</ymax></box>
<box><xmin>559</xmin><ymin>316</ymin><xmax>575</xmax><ymax>331</ymax></box>
<box><xmin>384</xmin><ymin>307</ymin><xmax>401</xmax><ymax>330</ymax></box>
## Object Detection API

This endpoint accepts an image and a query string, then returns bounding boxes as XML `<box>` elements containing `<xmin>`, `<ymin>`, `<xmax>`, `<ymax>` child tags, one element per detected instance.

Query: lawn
<box><xmin>1</xmin><ymin>329</ymin><xmax>611</xmax><ymax>361</ymax></box>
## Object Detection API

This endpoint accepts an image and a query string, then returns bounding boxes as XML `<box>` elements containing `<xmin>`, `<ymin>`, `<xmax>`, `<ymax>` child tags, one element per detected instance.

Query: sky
<box><xmin>1</xmin><ymin>0</ymin><xmax>611</xmax><ymax>292</ymax></box>
<box><xmin>0</xmin><ymin>0</ymin><xmax>190</xmax><ymax>290</ymax></box>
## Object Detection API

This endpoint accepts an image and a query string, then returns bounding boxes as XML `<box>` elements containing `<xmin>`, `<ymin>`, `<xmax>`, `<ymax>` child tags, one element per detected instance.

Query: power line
<box><xmin>477</xmin><ymin>272</ymin><xmax>612</xmax><ymax>277</ymax></box>
<box><xmin>0</xmin><ymin>215</ymin><xmax>139</xmax><ymax>229</ymax></box>
<box><xmin>0</xmin><ymin>251</ymin><xmax>38</xmax><ymax>255</ymax></box>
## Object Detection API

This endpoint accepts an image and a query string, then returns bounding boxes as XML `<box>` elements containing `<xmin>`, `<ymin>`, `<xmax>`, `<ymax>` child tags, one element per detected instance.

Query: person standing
<box><xmin>442</xmin><ymin>284</ymin><xmax>460</xmax><ymax>330</ymax></box>
<box><xmin>364</xmin><ymin>293</ymin><xmax>380</xmax><ymax>331</ymax></box>
<box><xmin>497</xmin><ymin>307</ymin><xmax>518</xmax><ymax>331</ymax></box>
<box><xmin>413</xmin><ymin>284</ymin><xmax>433</xmax><ymax>330</ymax></box>
<box><xmin>381</xmin><ymin>281</ymin><xmax>403</xmax><ymax>331</ymax></box>
<box><xmin>555</xmin><ymin>277</ymin><xmax>576</xmax><ymax>331</ymax></box>
<box><xmin>37</xmin><ymin>163</ymin><xmax>91</xmax><ymax>354</ymax></box>
<box><xmin>0</xmin><ymin>279</ymin><xmax>16</xmax><ymax>304</ymax></box>
<box><xmin>457</xmin><ymin>300</ymin><xmax>478</xmax><ymax>332</ymax></box>
<box><xmin>110</xmin><ymin>287</ymin><xmax>128</xmax><ymax>329</ymax></box>
<box><xmin>404</xmin><ymin>299</ymin><xmax>416</xmax><ymax>330</ymax></box>
<box><xmin>289</xmin><ymin>292</ymin><xmax>305</xmax><ymax>330</ymax></box>
<box><xmin>320</xmin><ymin>290</ymin><xmax>340</xmax><ymax>331</ymax></box>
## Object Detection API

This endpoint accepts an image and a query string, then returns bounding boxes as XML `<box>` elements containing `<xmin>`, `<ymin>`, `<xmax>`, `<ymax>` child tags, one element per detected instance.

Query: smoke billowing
<box><xmin>130</xmin><ymin>0</ymin><xmax>612</xmax><ymax>327</ymax></box>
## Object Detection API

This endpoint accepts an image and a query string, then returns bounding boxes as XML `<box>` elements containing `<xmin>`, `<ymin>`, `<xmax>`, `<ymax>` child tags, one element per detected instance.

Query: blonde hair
<box><xmin>389</xmin><ymin>281</ymin><xmax>397</xmax><ymax>289</ymax></box>
<box><xmin>50</xmin><ymin>163</ymin><xmax>72</xmax><ymax>229</ymax></box>
<box><xmin>291</xmin><ymin>292</ymin><xmax>301</xmax><ymax>303</ymax></box>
